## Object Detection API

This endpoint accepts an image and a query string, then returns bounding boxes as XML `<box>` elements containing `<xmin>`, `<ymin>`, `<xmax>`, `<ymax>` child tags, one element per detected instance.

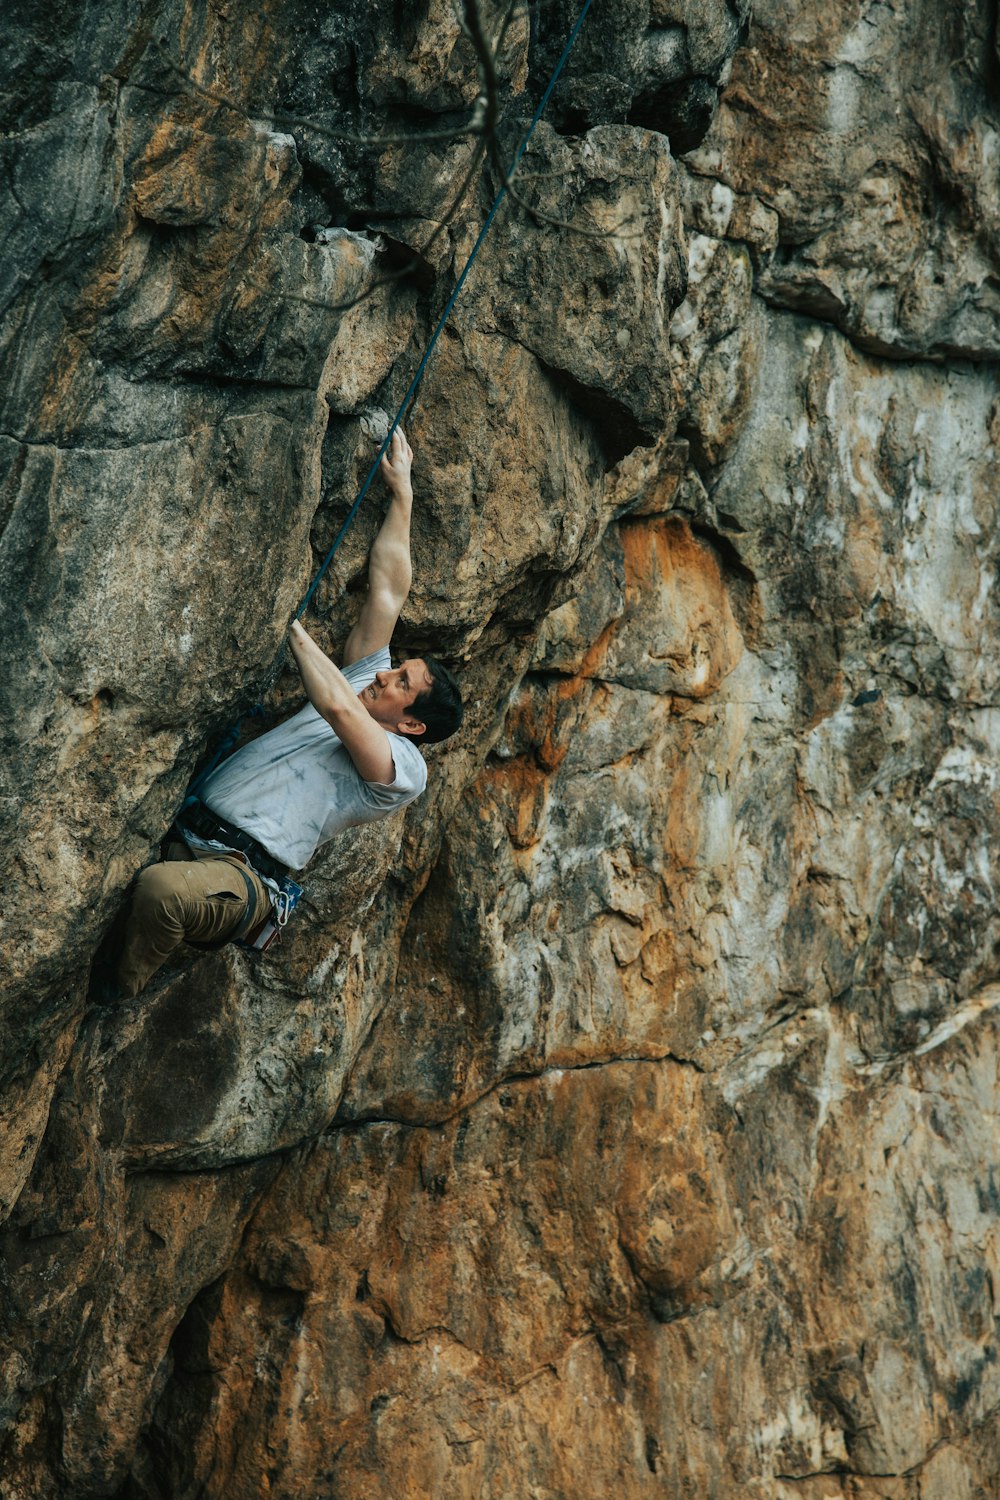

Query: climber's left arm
<box><xmin>343</xmin><ymin>426</ymin><xmax>414</xmax><ymax>666</ymax></box>
<box><xmin>289</xmin><ymin>619</ymin><xmax>396</xmax><ymax>783</ymax></box>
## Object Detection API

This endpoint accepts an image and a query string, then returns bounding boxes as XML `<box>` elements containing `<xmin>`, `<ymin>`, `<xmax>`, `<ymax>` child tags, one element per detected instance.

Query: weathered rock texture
<box><xmin>1</xmin><ymin>0</ymin><xmax>998</xmax><ymax>1496</ymax></box>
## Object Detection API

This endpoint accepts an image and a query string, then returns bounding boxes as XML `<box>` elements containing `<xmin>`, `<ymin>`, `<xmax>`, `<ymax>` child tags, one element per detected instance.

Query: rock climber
<box><xmin>112</xmin><ymin>427</ymin><xmax>463</xmax><ymax>997</ymax></box>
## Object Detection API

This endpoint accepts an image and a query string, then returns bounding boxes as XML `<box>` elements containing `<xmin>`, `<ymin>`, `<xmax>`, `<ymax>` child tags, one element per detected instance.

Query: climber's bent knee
<box><xmin>131</xmin><ymin>861</ymin><xmax>187</xmax><ymax>926</ymax></box>
<box><xmin>115</xmin><ymin>856</ymin><xmax>252</xmax><ymax>998</ymax></box>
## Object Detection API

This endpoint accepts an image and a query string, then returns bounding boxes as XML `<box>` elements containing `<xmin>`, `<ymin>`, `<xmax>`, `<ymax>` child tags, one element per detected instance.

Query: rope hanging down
<box><xmin>296</xmin><ymin>0</ymin><xmax>594</xmax><ymax>617</ymax></box>
<box><xmin>191</xmin><ymin>1</ymin><xmax>592</xmax><ymax>792</ymax></box>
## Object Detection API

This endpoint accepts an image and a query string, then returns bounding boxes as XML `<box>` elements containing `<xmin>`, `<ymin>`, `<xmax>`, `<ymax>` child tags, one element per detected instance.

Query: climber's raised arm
<box><xmin>343</xmin><ymin>426</ymin><xmax>414</xmax><ymax>666</ymax></box>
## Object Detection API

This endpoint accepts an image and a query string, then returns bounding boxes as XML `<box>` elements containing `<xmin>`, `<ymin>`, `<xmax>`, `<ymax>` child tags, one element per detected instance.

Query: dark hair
<box><xmin>409</xmin><ymin>656</ymin><xmax>464</xmax><ymax>745</ymax></box>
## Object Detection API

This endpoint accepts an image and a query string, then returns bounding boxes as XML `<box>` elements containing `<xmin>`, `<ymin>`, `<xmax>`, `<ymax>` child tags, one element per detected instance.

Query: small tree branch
<box><xmin>235</xmin><ymin>140</ymin><xmax>490</xmax><ymax>317</ymax></box>
<box><xmin>152</xmin><ymin>42</ymin><xmax>481</xmax><ymax>149</ymax></box>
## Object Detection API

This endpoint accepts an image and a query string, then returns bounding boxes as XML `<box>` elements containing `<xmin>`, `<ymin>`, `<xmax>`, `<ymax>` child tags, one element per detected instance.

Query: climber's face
<box><xmin>358</xmin><ymin>659</ymin><xmax>431</xmax><ymax>737</ymax></box>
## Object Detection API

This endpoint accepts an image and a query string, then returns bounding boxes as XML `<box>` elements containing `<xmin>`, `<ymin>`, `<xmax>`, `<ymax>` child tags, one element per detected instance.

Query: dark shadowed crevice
<box><xmin>334</xmin><ymin>1048</ymin><xmax>706</xmax><ymax>1137</ymax></box>
<box><xmin>628</xmin><ymin>75</ymin><xmax>720</xmax><ymax>155</ymax></box>
<box><xmin>534</xmin><ymin>356</ymin><xmax>655</xmax><ymax>467</ymax></box>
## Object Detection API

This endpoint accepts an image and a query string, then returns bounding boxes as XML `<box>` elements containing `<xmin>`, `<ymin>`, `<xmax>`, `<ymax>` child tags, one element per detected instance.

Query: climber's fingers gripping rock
<box><xmin>380</xmin><ymin>426</ymin><xmax>413</xmax><ymax>494</ymax></box>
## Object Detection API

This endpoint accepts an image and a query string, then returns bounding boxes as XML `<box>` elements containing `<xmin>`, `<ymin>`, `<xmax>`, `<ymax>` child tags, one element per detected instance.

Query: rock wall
<box><xmin>1</xmin><ymin>1</ymin><xmax>998</xmax><ymax>1496</ymax></box>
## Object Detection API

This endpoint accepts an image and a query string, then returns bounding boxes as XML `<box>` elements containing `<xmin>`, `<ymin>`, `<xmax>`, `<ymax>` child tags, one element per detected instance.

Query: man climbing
<box><xmin>113</xmin><ymin>427</ymin><xmax>463</xmax><ymax>997</ymax></box>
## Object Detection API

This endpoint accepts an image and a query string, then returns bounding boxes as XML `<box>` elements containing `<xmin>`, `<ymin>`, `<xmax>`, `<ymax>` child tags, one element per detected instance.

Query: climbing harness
<box><xmin>238</xmin><ymin>875</ymin><xmax>303</xmax><ymax>955</ymax></box>
<box><xmin>184</xmin><ymin>0</ymin><xmax>594</xmax><ymax>946</ymax></box>
<box><xmin>171</xmin><ymin>797</ymin><xmax>304</xmax><ymax>951</ymax></box>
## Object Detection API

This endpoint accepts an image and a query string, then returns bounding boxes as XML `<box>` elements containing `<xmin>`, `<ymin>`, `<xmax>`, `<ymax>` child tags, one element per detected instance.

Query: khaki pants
<box><xmin>115</xmin><ymin>841</ymin><xmax>270</xmax><ymax>998</ymax></box>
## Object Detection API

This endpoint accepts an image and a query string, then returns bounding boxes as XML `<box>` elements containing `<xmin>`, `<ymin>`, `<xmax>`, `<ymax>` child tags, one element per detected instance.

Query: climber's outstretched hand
<box><xmin>380</xmin><ymin>426</ymin><xmax>413</xmax><ymax>497</ymax></box>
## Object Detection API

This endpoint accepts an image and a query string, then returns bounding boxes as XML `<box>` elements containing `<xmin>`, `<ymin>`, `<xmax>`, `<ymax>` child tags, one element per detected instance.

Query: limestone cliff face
<box><xmin>1</xmin><ymin>1</ymin><xmax>998</xmax><ymax>1496</ymax></box>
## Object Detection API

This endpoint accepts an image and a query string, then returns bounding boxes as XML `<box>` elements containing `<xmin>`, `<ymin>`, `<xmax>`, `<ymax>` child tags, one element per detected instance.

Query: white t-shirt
<box><xmin>195</xmin><ymin>648</ymin><xmax>427</xmax><ymax>870</ymax></box>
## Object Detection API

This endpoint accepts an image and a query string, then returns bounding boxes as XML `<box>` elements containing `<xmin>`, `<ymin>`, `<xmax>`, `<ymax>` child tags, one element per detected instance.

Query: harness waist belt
<box><xmin>232</xmin><ymin>862</ymin><xmax>261</xmax><ymax>942</ymax></box>
<box><xmin>177</xmin><ymin>799</ymin><xmax>291</xmax><ymax>884</ymax></box>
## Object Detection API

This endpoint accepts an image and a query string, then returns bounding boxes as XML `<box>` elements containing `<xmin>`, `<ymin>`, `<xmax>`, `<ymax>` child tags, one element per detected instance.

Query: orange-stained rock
<box><xmin>610</xmin><ymin>514</ymin><xmax>746</xmax><ymax>697</ymax></box>
<box><xmin>135</xmin><ymin>1059</ymin><xmax>743</xmax><ymax>1499</ymax></box>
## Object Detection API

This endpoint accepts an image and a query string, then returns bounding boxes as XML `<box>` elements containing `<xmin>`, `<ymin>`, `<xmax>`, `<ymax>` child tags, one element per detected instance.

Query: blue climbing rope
<box><xmin>190</xmin><ymin>0</ymin><xmax>593</xmax><ymax>793</ymax></box>
<box><xmin>296</xmin><ymin>0</ymin><xmax>594</xmax><ymax>618</ymax></box>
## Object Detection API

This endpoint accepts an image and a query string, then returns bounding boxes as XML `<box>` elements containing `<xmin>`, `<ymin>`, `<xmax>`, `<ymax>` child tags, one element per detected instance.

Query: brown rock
<box><xmin>138</xmin><ymin>1059</ymin><xmax>741</xmax><ymax>1499</ymax></box>
<box><xmin>2</xmin><ymin>0</ymin><xmax>1000</xmax><ymax>1495</ymax></box>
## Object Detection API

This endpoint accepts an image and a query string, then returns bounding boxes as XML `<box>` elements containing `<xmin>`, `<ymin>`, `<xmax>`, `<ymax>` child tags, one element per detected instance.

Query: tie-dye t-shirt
<box><xmin>196</xmin><ymin>648</ymin><xmax>427</xmax><ymax>870</ymax></box>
